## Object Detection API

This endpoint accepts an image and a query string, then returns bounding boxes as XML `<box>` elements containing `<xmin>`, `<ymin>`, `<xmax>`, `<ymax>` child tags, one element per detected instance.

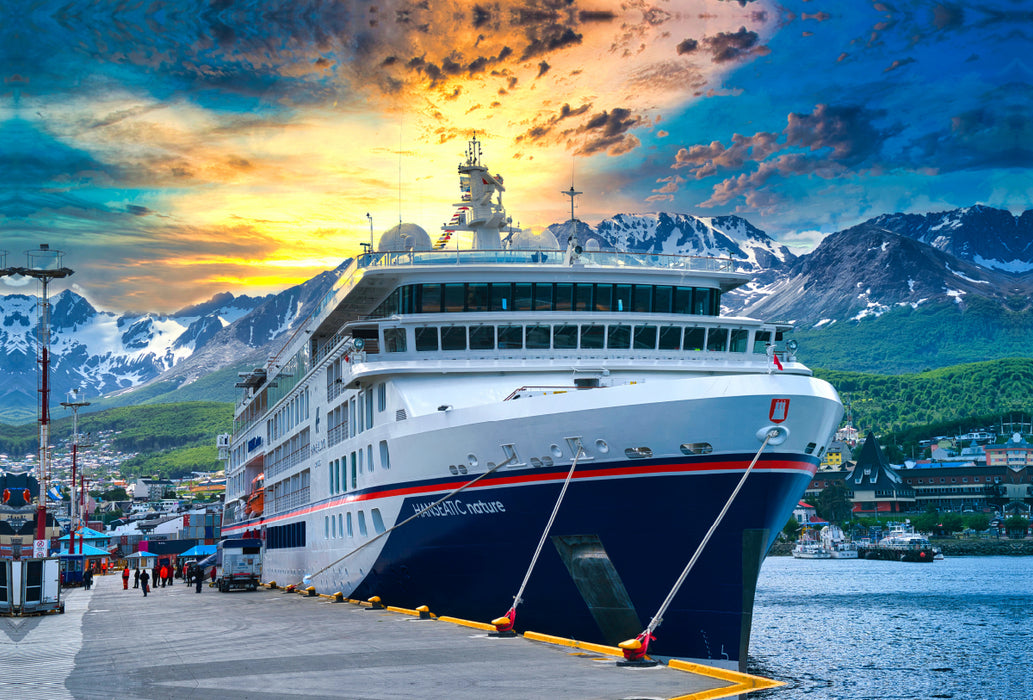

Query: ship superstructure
<box><xmin>221</xmin><ymin>137</ymin><xmax>843</xmax><ymax>670</ymax></box>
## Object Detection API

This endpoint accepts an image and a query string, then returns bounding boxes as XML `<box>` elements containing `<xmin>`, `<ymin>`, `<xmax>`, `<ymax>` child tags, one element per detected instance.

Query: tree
<box><xmin>965</xmin><ymin>513</ymin><xmax>990</xmax><ymax>532</ymax></box>
<box><xmin>782</xmin><ymin>517</ymin><xmax>801</xmax><ymax>541</ymax></box>
<box><xmin>938</xmin><ymin>512</ymin><xmax>964</xmax><ymax>536</ymax></box>
<box><xmin>1004</xmin><ymin>515</ymin><xmax>1029</xmax><ymax>539</ymax></box>
<box><xmin>816</xmin><ymin>481</ymin><xmax>853</xmax><ymax>524</ymax></box>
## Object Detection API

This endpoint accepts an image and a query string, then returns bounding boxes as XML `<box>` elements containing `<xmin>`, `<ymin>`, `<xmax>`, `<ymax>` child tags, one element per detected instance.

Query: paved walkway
<box><xmin>2</xmin><ymin>573</ymin><xmax>765</xmax><ymax>699</ymax></box>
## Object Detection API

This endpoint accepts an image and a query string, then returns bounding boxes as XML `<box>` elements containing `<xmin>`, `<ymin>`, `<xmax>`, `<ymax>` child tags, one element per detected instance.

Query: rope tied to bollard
<box><xmin>493</xmin><ymin>446</ymin><xmax>584</xmax><ymax>635</ymax></box>
<box><xmin>619</xmin><ymin>429</ymin><xmax>778</xmax><ymax>664</ymax></box>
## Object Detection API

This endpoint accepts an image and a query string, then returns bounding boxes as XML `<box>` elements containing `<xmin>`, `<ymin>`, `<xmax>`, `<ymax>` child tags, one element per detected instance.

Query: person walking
<box><xmin>194</xmin><ymin>565</ymin><xmax>204</xmax><ymax>593</ymax></box>
<box><xmin>140</xmin><ymin>569</ymin><xmax>150</xmax><ymax>597</ymax></box>
<box><xmin>159</xmin><ymin>564</ymin><xmax>169</xmax><ymax>588</ymax></box>
<box><xmin>121</xmin><ymin>567</ymin><xmax>130</xmax><ymax>590</ymax></box>
<box><xmin>152</xmin><ymin>565</ymin><xmax>160</xmax><ymax>590</ymax></box>
<box><xmin>83</xmin><ymin>568</ymin><xmax>93</xmax><ymax>590</ymax></box>
<box><xmin>133</xmin><ymin>568</ymin><xmax>140</xmax><ymax>588</ymax></box>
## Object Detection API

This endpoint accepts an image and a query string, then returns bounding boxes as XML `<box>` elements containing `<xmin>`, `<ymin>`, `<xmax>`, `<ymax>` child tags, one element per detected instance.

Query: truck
<box><xmin>214</xmin><ymin>538</ymin><xmax>262</xmax><ymax>592</ymax></box>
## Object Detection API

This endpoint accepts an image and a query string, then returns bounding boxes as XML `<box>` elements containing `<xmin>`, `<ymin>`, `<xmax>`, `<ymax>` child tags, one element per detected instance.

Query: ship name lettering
<box><xmin>413</xmin><ymin>498</ymin><xmax>506</xmax><ymax>518</ymax></box>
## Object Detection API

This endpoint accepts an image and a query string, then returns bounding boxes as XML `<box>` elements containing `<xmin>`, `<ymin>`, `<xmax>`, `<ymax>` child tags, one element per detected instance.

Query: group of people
<box><xmin>117</xmin><ymin>562</ymin><xmax>210</xmax><ymax>596</ymax></box>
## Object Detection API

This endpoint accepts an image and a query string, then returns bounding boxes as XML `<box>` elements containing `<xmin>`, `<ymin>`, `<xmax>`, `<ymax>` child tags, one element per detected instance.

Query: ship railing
<box><xmin>307</xmin><ymin>248</ymin><xmax>737</xmax><ymax>340</ymax></box>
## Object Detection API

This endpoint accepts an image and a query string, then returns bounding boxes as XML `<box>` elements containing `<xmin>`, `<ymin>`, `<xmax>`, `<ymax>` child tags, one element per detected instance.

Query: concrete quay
<box><xmin>2</xmin><ymin>573</ymin><xmax>780</xmax><ymax>699</ymax></box>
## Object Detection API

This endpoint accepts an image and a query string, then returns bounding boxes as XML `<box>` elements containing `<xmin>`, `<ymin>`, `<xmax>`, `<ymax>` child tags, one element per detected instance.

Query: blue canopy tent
<box><xmin>179</xmin><ymin>544</ymin><xmax>217</xmax><ymax>558</ymax></box>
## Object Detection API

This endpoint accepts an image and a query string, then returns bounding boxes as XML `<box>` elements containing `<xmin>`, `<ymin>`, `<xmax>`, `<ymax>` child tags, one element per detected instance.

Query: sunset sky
<box><xmin>0</xmin><ymin>1</ymin><xmax>1028</xmax><ymax>312</ymax></box>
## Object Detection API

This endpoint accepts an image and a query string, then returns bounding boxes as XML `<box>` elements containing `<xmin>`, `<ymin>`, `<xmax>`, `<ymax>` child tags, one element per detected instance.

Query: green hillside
<box><xmin>792</xmin><ymin>298</ymin><xmax>1033</xmax><ymax>374</ymax></box>
<box><xmin>0</xmin><ymin>401</ymin><xmax>233</xmax><ymax>479</ymax></box>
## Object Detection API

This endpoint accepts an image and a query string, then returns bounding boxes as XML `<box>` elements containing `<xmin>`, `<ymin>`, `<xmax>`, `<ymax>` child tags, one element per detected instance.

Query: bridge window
<box><xmin>580</xmin><ymin>325</ymin><xmax>604</xmax><ymax>349</ymax></box>
<box><xmin>441</xmin><ymin>326</ymin><xmax>467</xmax><ymax>351</ymax></box>
<box><xmin>513</xmin><ymin>283</ymin><xmax>532</xmax><ymax>311</ymax></box>
<box><xmin>469</xmin><ymin>325</ymin><xmax>495</xmax><ymax>349</ymax></box>
<box><xmin>444</xmin><ymin>283</ymin><xmax>466</xmax><ymax>312</ymax></box>
<box><xmin>574</xmin><ymin>283</ymin><xmax>594</xmax><ymax>311</ymax></box>
<box><xmin>533</xmin><ymin>283</ymin><xmax>553</xmax><ymax>310</ymax></box>
<box><xmin>730</xmin><ymin>329</ymin><xmax>749</xmax><ymax>353</ymax></box>
<box><xmin>490</xmin><ymin>283</ymin><xmax>511</xmax><ymax>311</ymax></box>
<box><xmin>415</xmin><ymin>327</ymin><xmax>439</xmax><ymax>351</ymax></box>
<box><xmin>634</xmin><ymin>325</ymin><xmax>658</xmax><ymax>350</ymax></box>
<box><xmin>674</xmin><ymin>287</ymin><xmax>692</xmax><ymax>314</ymax></box>
<box><xmin>632</xmin><ymin>285</ymin><xmax>652</xmax><ymax>313</ymax></box>
<box><xmin>383</xmin><ymin>327</ymin><xmax>406</xmax><ymax>352</ymax></box>
<box><xmin>595</xmin><ymin>284</ymin><xmax>614</xmax><ymax>312</ymax></box>
<box><xmin>466</xmin><ymin>283</ymin><xmax>489</xmax><ymax>311</ymax></box>
<box><xmin>555</xmin><ymin>284</ymin><xmax>573</xmax><ymax>311</ymax></box>
<box><xmin>526</xmin><ymin>324</ymin><xmax>551</xmax><ymax>349</ymax></box>
<box><xmin>553</xmin><ymin>324</ymin><xmax>578</xmax><ymax>349</ymax></box>
<box><xmin>693</xmin><ymin>288</ymin><xmax>712</xmax><ymax>315</ymax></box>
<box><xmin>615</xmin><ymin>284</ymin><xmax>631</xmax><ymax>312</ymax></box>
<box><xmin>658</xmin><ymin>326</ymin><xmax>682</xmax><ymax>350</ymax></box>
<box><xmin>753</xmin><ymin>330</ymin><xmax>773</xmax><ymax>353</ymax></box>
<box><xmin>654</xmin><ymin>286</ymin><xmax>673</xmax><ymax>313</ymax></box>
<box><xmin>607</xmin><ymin>324</ymin><xmax>631</xmax><ymax>349</ymax></box>
<box><xmin>706</xmin><ymin>328</ymin><xmax>729</xmax><ymax>352</ymax></box>
<box><xmin>420</xmin><ymin>284</ymin><xmax>442</xmax><ymax>313</ymax></box>
<box><xmin>498</xmin><ymin>325</ymin><xmax>523</xmax><ymax>349</ymax></box>
<box><xmin>685</xmin><ymin>328</ymin><xmax>705</xmax><ymax>351</ymax></box>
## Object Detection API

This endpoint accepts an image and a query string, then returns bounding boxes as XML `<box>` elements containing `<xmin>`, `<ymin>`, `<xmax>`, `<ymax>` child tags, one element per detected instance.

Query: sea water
<box><xmin>747</xmin><ymin>555</ymin><xmax>1032</xmax><ymax>700</ymax></box>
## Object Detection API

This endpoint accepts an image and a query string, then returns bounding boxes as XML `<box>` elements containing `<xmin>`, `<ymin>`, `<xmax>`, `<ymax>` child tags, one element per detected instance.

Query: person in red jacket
<box><xmin>121</xmin><ymin>567</ymin><xmax>130</xmax><ymax>590</ymax></box>
<box><xmin>159</xmin><ymin>564</ymin><xmax>169</xmax><ymax>588</ymax></box>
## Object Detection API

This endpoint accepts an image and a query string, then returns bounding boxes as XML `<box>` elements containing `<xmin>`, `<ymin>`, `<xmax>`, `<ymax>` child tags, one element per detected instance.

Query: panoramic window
<box><xmin>525</xmin><ymin>324</ymin><xmax>551</xmax><ymax>349</ymax></box>
<box><xmin>553</xmin><ymin>324</ymin><xmax>578</xmax><ymax>349</ymax></box>
<box><xmin>658</xmin><ymin>325</ymin><xmax>682</xmax><ymax>350</ymax></box>
<box><xmin>729</xmin><ymin>329</ymin><xmax>749</xmax><ymax>353</ymax></box>
<box><xmin>580</xmin><ymin>325</ymin><xmax>604</xmax><ymax>349</ymax></box>
<box><xmin>684</xmin><ymin>327</ymin><xmax>705</xmax><ymax>351</ymax></box>
<box><xmin>607</xmin><ymin>324</ymin><xmax>631</xmax><ymax>349</ymax></box>
<box><xmin>469</xmin><ymin>325</ymin><xmax>495</xmax><ymax>349</ymax></box>
<box><xmin>633</xmin><ymin>325</ymin><xmax>658</xmax><ymax>350</ymax></box>
<box><xmin>554</xmin><ymin>284</ymin><xmax>573</xmax><ymax>311</ymax></box>
<box><xmin>440</xmin><ymin>325</ymin><xmax>467</xmax><ymax>351</ymax></box>
<box><xmin>706</xmin><ymin>327</ymin><xmax>729</xmax><ymax>352</ymax></box>
<box><xmin>533</xmin><ymin>283</ymin><xmax>553</xmax><ymax>311</ymax></box>
<box><xmin>498</xmin><ymin>325</ymin><xmax>523</xmax><ymax>349</ymax></box>
<box><xmin>414</xmin><ymin>326</ymin><xmax>439</xmax><ymax>352</ymax></box>
<box><xmin>420</xmin><ymin>284</ymin><xmax>442</xmax><ymax>313</ymax></box>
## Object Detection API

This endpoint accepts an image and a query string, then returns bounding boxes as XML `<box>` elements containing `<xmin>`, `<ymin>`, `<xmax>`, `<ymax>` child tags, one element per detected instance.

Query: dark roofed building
<box><xmin>845</xmin><ymin>432</ymin><xmax>916</xmax><ymax>514</ymax></box>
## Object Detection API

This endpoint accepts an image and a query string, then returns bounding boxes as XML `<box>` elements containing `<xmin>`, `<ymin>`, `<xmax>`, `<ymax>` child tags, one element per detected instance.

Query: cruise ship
<box><xmin>220</xmin><ymin>137</ymin><xmax>844</xmax><ymax>670</ymax></box>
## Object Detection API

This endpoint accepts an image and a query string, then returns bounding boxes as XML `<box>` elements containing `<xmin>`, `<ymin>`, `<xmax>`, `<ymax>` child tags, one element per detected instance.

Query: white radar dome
<box><xmin>508</xmin><ymin>229</ymin><xmax>560</xmax><ymax>250</ymax></box>
<box><xmin>377</xmin><ymin>223</ymin><xmax>432</xmax><ymax>252</ymax></box>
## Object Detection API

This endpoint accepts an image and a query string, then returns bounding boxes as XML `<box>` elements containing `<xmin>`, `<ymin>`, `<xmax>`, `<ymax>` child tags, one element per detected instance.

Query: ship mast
<box><xmin>439</xmin><ymin>135</ymin><xmax>510</xmax><ymax>250</ymax></box>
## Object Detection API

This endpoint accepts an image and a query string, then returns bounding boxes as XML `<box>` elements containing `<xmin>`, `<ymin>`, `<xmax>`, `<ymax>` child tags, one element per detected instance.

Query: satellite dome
<box><xmin>377</xmin><ymin>223</ymin><xmax>432</xmax><ymax>252</ymax></box>
<box><xmin>508</xmin><ymin>229</ymin><xmax>560</xmax><ymax>250</ymax></box>
<box><xmin>585</xmin><ymin>238</ymin><xmax>601</xmax><ymax>251</ymax></box>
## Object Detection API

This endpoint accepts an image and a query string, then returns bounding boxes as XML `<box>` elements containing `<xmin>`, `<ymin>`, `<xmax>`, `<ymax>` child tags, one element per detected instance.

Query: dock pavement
<box><xmin>1</xmin><ymin>572</ymin><xmax>780</xmax><ymax>699</ymax></box>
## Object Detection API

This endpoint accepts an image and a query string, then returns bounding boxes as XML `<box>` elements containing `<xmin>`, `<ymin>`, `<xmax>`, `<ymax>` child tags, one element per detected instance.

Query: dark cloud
<box><xmin>676</xmin><ymin>38</ymin><xmax>699</xmax><ymax>55</ymax></box>
<box><xmin>575</xmin><ymin>108</ymin><xmax>644</xmax><ymax>156</ymax></box>
<box><xmin>704</xmin><ymin>27</ymin><xmax>761</xmax><ymax>63</ymax></box>
<box><xmin>932</xmin><ymin>3</ymin><xmax>965</xmax><ymax>30</ymax></box>
<box><xmin>126</xmin><ymin>205</ymin><xmax>153</xmax><ymax>216</ymax></box>
<box><xmin>672</xmin><ymin>104</ymin><xmax>895</xmax><ymax>208</ymax></box>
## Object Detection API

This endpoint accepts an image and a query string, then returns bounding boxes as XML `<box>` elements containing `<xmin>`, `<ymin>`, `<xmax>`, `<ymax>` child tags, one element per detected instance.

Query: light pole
<box><xmin>61</xmin><ymin>391</ymin><xmax>90</xmax><ymax>556</ymax></box>
<box><xmin>12</xmin><ymin>245</ymin><xmax>74</xmax><ymax>550</ymax></box>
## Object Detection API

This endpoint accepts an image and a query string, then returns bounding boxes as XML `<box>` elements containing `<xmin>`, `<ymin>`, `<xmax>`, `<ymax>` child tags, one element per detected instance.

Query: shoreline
<box><xmin>769</xmin><ymin>538</ymin><xmax>1033</xmax><ymax>557</ymax></box>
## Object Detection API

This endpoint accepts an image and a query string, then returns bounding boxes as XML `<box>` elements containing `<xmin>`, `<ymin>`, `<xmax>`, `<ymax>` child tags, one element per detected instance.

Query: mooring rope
<box><xmin>507</xmin><ymin>446</ymin><xmax>584</xmax><ymax>614</ymax></box>
<box><xmin>294</xmin><ymin>454</ymin><xmax>517</xmax><ymax>588</ymax></box>
<box><xmin>634</xmin><ymin>429</ymin><xmax>777</xmax><ymax>648</ymax></box>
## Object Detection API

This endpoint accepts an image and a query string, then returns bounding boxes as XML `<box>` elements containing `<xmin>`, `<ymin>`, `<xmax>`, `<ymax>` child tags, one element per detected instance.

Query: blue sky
<box><xmin>0</xmin><ymin>0</ymin><xmax>1029</xmax><ymax>311</ymax></box>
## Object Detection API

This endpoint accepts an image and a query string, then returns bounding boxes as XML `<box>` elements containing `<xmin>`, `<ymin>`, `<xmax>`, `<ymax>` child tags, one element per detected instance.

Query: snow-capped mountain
<box><xmin>859</xmin><ymin>205</ymin><xmax>1033</xmax><ymax>273</ymax></box>
<box><xmin>0</xmin><ymin>288</ymin><xmax>268</xmax><ymax>419</ymax></box>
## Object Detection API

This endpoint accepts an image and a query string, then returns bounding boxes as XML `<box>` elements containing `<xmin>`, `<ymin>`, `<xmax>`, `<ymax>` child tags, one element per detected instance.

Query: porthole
<box><xmin>550</xmin><ymin>444</ymin><xmax>563</xmax><ymax>458</ymax></box>
<box><xmin>596</xmin><ymin>439</ymin><xmax>609</xmax><ymax>454</ymax></box>
<box><xmin>448</xmin><ymin>465</ymin><xmax>459</xmax><ymax>475</ymax></box>
<box><xmin>530</xmin><ymin>457</ymin><xmax>543</xmax><ymax>468</ymax></box>
<box><xmin>458</xmin><ymin>464</ymin><xmax>468</xmax><ymax>475</ymax></box>
<box><xmin>541</xmin><ymin>456</ymin><xmax>554</xmax><ymax>467</ymax></box>
<box><xmin>680</xmin><ymin>442</ymin><xmax>714</xmax><ymax>456</ymax></box>
<box><xmin>625</xmin><ymin>447</ymin><xmax>653</xmax><ymax>459</ymax></box>
<box><xmin>804</xmin><ymin>442</ymin><xmax>817</xmax><ymax>455</ymax></box>
<box><xmin>467</xmin><ymin>454</ymin><xmax>478</xmax><ymax>468</ymax></box>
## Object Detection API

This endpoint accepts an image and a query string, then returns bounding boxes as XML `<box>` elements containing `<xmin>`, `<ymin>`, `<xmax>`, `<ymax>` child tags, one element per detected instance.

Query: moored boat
<box><xmin>218</xmin><ymin>136</ymin><xmax>844</xmax><ymax>670</ymax></box>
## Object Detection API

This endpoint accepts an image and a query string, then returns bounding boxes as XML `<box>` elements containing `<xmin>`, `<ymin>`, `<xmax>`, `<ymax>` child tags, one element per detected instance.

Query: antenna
<box><xmin>562</xmin><ymin>185</ymin><xmax>582</xmax><ymax>224</ymax></box>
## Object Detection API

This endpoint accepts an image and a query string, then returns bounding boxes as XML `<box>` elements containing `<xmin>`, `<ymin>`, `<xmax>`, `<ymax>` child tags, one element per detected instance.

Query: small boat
<box><xmin>792</xmin><ymin>541</ymin><xmax>832</xmax><ymax>559</ymax></box>
<box><xmin>822</xmin><ymin>524</ymin><xmax>858</xmax><ymax>559</ymax></box>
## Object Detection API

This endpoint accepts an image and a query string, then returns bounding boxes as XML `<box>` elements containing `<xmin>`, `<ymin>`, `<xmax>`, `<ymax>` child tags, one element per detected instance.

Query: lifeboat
<box><xmin>244</xmin><ymin>474</ymin><xmax>264</xmax><ymax>517</ymax></box>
